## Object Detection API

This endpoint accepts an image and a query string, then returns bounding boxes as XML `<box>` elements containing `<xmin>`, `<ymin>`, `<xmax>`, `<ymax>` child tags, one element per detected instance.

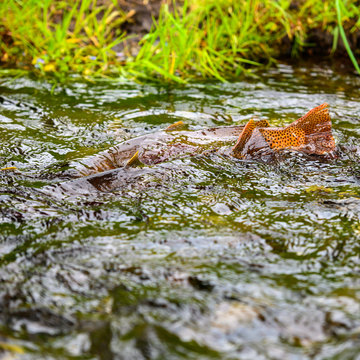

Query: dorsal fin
<box><xmin>126</xmin><ymin>150</ymin><xmax>143</xmax><ymax>167</ymax></box>
<box><xmin>232</xmin><ymin>119</ymin><xmax>256</xmax><ymax>157</ymax></box>
<box><xmin>287</xmin><ymin>103</ymin><xmax>331</xmax><ymax>135</ymax></box>
<box><xmin>165</xmin><ymin>120</ymin><xmax>186</xmax><ymax>132</ymax></box>
<box><xmin>232</xmin><ymin>119</ymin><xmax>270</xmax><ymax>157</ymax></box>
<box><xmin>259</xmin><ymin>127</ymin><xmax>305</xmax><ymax>150</ymax></box>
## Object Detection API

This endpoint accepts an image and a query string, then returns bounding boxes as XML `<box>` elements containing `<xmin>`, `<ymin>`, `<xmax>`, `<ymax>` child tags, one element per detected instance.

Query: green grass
<box><xmin>0</xmin><ymin>0</ymin><xmax>359</xmax><ymax>82</ymax></box>
<box><xmin>335</xmin><ymin>0</ymin><xmax>360</xmax><ymax>75</ymax></box>
<box><xmin>127</xmin><ymin>0</ymin><xmax>290</xmax><ymax>82</ymax></box>
<box><xmin>0</xmin><ymin>0</ymin><xmax>129</xmax><ymax>80</ymax></box>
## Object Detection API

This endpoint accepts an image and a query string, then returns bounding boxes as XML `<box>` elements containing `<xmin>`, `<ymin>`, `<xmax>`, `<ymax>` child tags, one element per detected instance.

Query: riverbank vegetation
<box><xmin>0</xmin><ymin>0</ymin><xmax>359</xmax><ymax>82</ymax></box>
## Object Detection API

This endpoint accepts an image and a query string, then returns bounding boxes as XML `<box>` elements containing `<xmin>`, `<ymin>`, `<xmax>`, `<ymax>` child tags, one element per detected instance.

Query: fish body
<box><xmin>40</xmin><ymin>103</ymin><xmax>336</xmax><ymax>196</ymax></box>
<box><xmin>70</xmin><ymin>103</ymin><xmax>335</xmax><ymax>178</ymax></box>
<box><xmin>72</xmin><ymin>125</ymin><xmax>245</xmax><ymax>177</ymax></box>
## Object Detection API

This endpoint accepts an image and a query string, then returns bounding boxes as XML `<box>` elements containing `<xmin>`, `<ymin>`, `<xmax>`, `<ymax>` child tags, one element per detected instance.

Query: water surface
<box><xmin>0</xmin><ymin>63</ymin><xmax>360</xmax><ymax>359</ymax></box>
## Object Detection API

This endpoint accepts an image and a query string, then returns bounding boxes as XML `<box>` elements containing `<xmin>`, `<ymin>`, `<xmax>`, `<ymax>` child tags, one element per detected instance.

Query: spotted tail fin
<box><xmin>287</xmin><ymin>103</ymin><xmax>335</xmax><ymax>154</ymax></box>
<box><xmin>287</xmin><ymin>103</ymin><xmax>331</xmax><ymax>135</ymax></box>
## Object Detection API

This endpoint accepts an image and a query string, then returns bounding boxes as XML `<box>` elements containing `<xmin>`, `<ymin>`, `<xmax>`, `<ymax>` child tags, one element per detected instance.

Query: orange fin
<box><xmin>232</xmin><ymin>119</ymin><xmax>270</xmax><ymax>157</ymax></box>
<box><xmin>232</xmin><ymin>104</ymin><xmax>334</xmax><ymax>158</ymax></box>
<box><xmin>126</xmin><ymin>150</ymin><xmax>143</xmax><ymax>167</ymax></box>
<box><xmin>287</xmin><ymin>103</ymin><xmax>331</xmax><ymax>135</ymax></box>
<box><xmin>232</xmin><ymin>119</ymin><xmax>256</xmax><ymax>157</ymax></box>
<box><xmin>287</xmin><ymin>103</ymin><xmax>335</xmax><ymax>154</ymax></box>
<box><xmin>259</xmin><ymin>127</ymin><xmax>305</xmax><ymax>150</ymax></box>
<box><xmin>165</xmin><ymin>120</ymin><xmax>185</xmax><ymax>132</ymax></box>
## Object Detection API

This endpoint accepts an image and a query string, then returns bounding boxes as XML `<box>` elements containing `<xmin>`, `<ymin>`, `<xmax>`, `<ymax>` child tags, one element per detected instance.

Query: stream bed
<box><xmin>0</xmin><ymin>62</ymin><xmax>360</xmax><ymax>359</ymax></box>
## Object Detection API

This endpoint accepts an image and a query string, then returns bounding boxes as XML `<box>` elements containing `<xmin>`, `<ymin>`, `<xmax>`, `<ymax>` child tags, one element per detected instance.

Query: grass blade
<box><xmin>335</xmin><ymin>0</ymin><xmax>360</xmax><ymax>75</ymax></box>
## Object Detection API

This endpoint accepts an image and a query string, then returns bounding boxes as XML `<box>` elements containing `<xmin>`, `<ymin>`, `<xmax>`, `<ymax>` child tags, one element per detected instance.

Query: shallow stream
<box><xmin>1</xmin><ymin>62</ymin><xmax>360</xmax><ymax>359</ymax></box>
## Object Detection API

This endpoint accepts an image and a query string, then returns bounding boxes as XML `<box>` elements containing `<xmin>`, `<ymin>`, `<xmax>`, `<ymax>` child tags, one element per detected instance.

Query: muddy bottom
<box><xmin>0</xmin><ymin>62</ymin><xmax>360</xmax><ymax>359</ymax></box>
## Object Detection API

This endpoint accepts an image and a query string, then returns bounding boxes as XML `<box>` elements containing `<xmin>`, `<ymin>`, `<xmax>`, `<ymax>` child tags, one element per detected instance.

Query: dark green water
<box><xmin>0</xmin><ymin>63</ymin><xmax>360</xmax><ymax>359</ymax></box>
